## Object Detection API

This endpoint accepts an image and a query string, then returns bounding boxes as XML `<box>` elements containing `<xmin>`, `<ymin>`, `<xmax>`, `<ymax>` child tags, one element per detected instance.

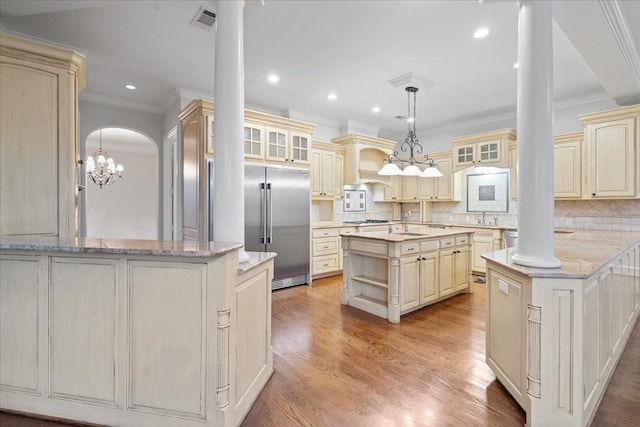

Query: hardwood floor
<box><xmin>2</xmin><ymin>275</ymin><xmax>639</xmax><ymax>426</ymax></box>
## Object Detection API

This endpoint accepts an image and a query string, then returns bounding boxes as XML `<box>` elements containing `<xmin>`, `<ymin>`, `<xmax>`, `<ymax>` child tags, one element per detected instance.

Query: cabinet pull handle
<box><xmin>407</xmin><ymin>248</ymin><xmax>414</xmax><ymax>251</ymax></box>
<box><xmin>323</xmin><ymin>263</ymin><xmax>329</xmax><ymax>267</ymax></box>
<box><xmin>422</xmin><ymin>257</ymin><xmax>426</xmax><ymax>261</ymax></box>
<box><xmin>323</xmin><ymin>245</ymin><xmax>329</xmax><ymax>249</ymax></box>
<box><xmin>417</xmin><ymin>257</ymin><xmax>421</xmax><ymax>261</ymax></box>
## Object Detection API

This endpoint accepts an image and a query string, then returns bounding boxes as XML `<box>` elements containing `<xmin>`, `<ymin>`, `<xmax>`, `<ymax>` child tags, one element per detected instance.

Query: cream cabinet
<box><xmin>0</xmin><ymin>32</ymin><xmax>85</xmax><ymax>239</ymax></box>
<box><xmin>451</xmin><ymin>227</ymin><xmax>503</xmax><ymax>274</ymax></box>
<box><xmin>179</xmin><ymin>100</ymin><xmax>213</xmax><ymax>240</ymax></box>
<box><xmin>265</xmin><ymin>128</ymin><xmax>311</xmax><ymax>165</ymax></box>
<box><xmin>335</xmin><ymin>153</ymin><xmax>344</xmax><ymax>198</ymax></box>
<box><xmin>509</xmin><ymin>142</ymin><xmax>518</xmax><ymax>200</ymax></box>
<box><xmin>417</xmin><ymin>154</ymin><xmax>458</xmax><ymax>201</ymax></box>
<box><xmin>400</xmin><ymin>240</ymin><xmax>439</xmax><ymax>312</ymax></box>
<box><xmin>402</xmin><ymin>177</ymin><xmax>419</xmax><ymax>201</ymax></box>
<box><xmin>553</xmin><ymin>132</ymin><xmax>583</xmax><ymax>199</ymax></box>
<box><xmin>311</xmin><ymin>226</ymin><xmax>356</xmax><ymax>278</ymax></box>
<box><xmin>381</xmin><ymin>176</ymin><xmax>403</xmax><ymax>201</ymax></box>
<box><xmin>451</xmin><ymin>129</ymin><xmax>516</xmax><ymax>171</ymax></box>
<box><xmin>439</xmin><ymin>235</ymin><xmax>471</xmax><ymax>296</ymax></box>
<box><xmin>243</xmin><ymin>123</ymin><xmax>265</xmax><ymax>160</ymax></box>
<box><xmin>310</xmin><ymin>141</ymin><xmax>344</xmax><ymax>198</ymax></box>
<box><xmin>579</xmin><ymin>105</ymin><xmax>639</xmax><ymax>199</ymax></box>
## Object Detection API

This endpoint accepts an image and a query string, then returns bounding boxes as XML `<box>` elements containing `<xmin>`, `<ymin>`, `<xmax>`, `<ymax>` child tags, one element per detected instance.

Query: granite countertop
<box><xmin>342</xmin><ymin>228</ymin><xmax>473</xmax><ymax>242</ymax></box>
<box><xmin>0</xmin><ymin>236</ymin><xmax>242</xmax><ymax>258</ymax></box>
<box><xmin>483</xmin><ymin>230</ymin><xmax>640</xmax><ymax>279</ymax></box>
<box><xmin>312</xmin><ymin>221</ymin><xmax>516</xmax><ymax>230</ymax></box>
<box><xmin>238</xmin><ymin>251</ymin><xmax>277</xmax><ymax>274</ymax></box>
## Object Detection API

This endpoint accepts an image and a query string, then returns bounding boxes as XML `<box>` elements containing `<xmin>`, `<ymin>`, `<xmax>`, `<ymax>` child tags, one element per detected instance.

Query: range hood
<box><xmin>332</xmin><ymin>134</ymin><xmax>397</xmax><ymax>187</ymax></box>
<box><xmin>355</xmin><ymin>169</ymin><xmax>391</xmax><ymax>186</ymax></box>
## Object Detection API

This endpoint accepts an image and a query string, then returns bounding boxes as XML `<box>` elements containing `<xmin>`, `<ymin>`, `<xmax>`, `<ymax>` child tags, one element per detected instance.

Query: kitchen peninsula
<box><xmin>0</xmin><ymin>237</ymin><xmax>274</xmax><ymax>427</ymax></box>
<box><xmin>483</xmin><ymin>231</ymin><xmax>640</xmax><ymax>426</ymax></box>
<box><xmin>341</xmin><ymin>229</ymin><xmax>474</xmax><ymax>323</ymax></box>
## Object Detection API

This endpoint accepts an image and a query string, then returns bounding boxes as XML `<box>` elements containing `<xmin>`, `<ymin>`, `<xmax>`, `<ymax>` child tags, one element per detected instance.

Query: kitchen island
<box><xmin>341</xmin><ymin>229</ymin><xmax>474</xmax><ymax>323</ymax></box>
<box><xmin>483</xmin><ymin>230</ymin><xmax>640</xmax><ymax>427</ymax></box>
<box><xmin>0</xmin><ymin>236</ymin><xmax>275</xmax><ymax>427</ymax></box>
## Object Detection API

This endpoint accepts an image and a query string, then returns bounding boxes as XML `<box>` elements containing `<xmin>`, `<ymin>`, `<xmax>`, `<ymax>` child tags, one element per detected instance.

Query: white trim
<box><xmin>554</xmin><ymin>91</ymin><xmax>612</xmax><ymax>109</ymax></box>
<box><xmin>178</xmin><ymin>88</ymin><xmax>214</xmax><ymax>104</ymax></box>
<box><xmin>80</xmin><ymin>92</ymin><xmax>163</xmax><ymax>114</ymax></box>
<box><xmin>161</xmin><ymin>89</ymin><xmax>181</xmax><ymax>112</ymax></box>
<box><xmin>599</xmin><ymin>0</ymin><xmax>640</xmax><ymax>89</ymax></box>
<box><xmin>0</xmin><ymin>28</ymin><xmax>87</xmax><ymax>55</ymax></box>
<box><xmin>284</xmin><ymin>109</ymin><xmax>339</xmax><ymax>128</ymax></box>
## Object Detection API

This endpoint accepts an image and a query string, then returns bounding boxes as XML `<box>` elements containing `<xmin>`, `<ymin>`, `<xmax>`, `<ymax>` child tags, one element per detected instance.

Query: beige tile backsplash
<box><xmin>431</xmin><ymin>199</ymin><xmax>640</xmax><ymax>231</ymax></box>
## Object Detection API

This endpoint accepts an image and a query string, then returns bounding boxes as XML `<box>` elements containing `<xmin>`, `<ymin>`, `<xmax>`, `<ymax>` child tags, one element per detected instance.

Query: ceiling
<box><xmin>1</xmin><ymin>0</ymin><xmax>639</xmax><ymax>140</ymax></box>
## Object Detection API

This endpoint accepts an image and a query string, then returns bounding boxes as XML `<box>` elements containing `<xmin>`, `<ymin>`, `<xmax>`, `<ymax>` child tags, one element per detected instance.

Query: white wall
<box><xmin>79</xmin><ymin>101</ymin><xmax>163</xmax><ymax>238</ymax></box>
<box><xmin>86</xmin><ymin>146</ymin><xmax>158</xmax><ymax>239</ymax></box>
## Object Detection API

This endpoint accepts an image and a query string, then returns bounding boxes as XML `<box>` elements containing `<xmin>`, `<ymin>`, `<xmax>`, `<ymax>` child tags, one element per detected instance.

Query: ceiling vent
<box><xmin>190</xmin><ymin>7</ymin><xmax>216</xmax><ymax>31</ymax></box>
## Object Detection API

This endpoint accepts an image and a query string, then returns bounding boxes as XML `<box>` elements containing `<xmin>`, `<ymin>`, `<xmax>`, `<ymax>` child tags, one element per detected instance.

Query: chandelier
<box><xmin>378</xmin><ymin>86</ymin><xmax>442</xmax><ymax>177</ymax></box>
<box><xmin>86</xmin><ymin>129</ymin><xmax>124</xmax><ymax>188</ymax></box>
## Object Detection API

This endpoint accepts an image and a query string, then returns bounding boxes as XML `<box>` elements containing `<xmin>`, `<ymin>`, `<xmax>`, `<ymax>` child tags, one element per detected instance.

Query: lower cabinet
<box><xmin>311</xmin><ymin>226</ymin><xmax>356</xmax><ymax>278</ymax></box>
<box><xmin>398</xmin><ymin>235</ymin><xmax>470</xmax><ymax>314</ymax></box>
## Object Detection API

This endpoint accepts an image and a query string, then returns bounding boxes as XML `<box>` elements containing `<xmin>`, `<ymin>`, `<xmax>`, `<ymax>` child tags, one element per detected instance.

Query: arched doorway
<box><xmin>85</xmin><ymin>127</ymin><xmax>159</xmax><ymax>239</ymax></box>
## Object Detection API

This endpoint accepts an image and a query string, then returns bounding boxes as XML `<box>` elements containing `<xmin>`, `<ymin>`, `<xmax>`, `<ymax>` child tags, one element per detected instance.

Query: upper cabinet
<box><xmin>245</xmin><ymin>110</ymin><xmax>315</xmax><ymax>166</ymax></box>
<box><xmin>310</xmin><ymin>141</ymin><xmax>345</xmax><ymax>199</ymax></box>
<box><xmin>553</xmin><ymin>132</ymin><xmax>583</xmax><ymax>199</ymax></box>
<box><xmin>418</xmin><ymin>153</ymin><xmax>459</xmax><ymax>201</ymax></box>
<box><xmin>451</xmin><ymin>129</ymin><xmax>516</xmax><ymax>171</ymax></box>
<box><xmin>579</xmin><ymin>105</ymin><xmax>639</xmax><ymax>199</ymax></box>
<box><xmin>333</xmin><ymin>134</ymin><xmax>396</xmax><ymax>186</ymax></box>
<box><xmin>0</xmin><ymin>32</ymin><xmax>85</xmax><ymax>238</ymax></box>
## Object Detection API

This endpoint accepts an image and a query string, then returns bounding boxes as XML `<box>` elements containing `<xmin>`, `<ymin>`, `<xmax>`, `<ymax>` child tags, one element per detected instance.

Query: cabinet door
<box><xmin>434</xmin><ymin>157</ymin><xmax>453</xmax><ymax>200</ymax></box>
<box><xmin>554</xmin><ymin>140</ymin><xmax>582</xmax><ymax>198</ymax></box>
<box><xmin>310</xmin><ymin>150</ymin><xmax>323</xmax><ymax>197</ymax></box>
<box><xmin>335</xmin><ymin>154</ymin><xmax>344</xmax><ymax>198</ymax></box>
<box><xmin>454</xmin><ymin>144</ymin><xmax>475</xmax><ymax>169</ymax></box>
<box><xmin>472</xmin><ymin>237</ymin><xmax>492</xmax><ymax>273</ymax></box>
<box><xmin>266</xmin><ymin>128</ymin><xmax>288</xmax><ymax>162</ymax></box>
<box><xmin>439</xmin><ymin>249</ymin><xmax>455</xmax><ymax>297</ymax></box>
<box><xmin>384</xmin><ymin>176</ymin><xmax>403</xmax><ymax>201</ymax></box>
<box><xmin>420</xmin><ymin>251</ymin><xmax>438</xmax><ymax>304</ymax></box>
<box><xmin>290</xmin><ymin>132</ymin><xmax>310</xmax><ymax>164</ymax></box>
<box><xmin>244</xmin><ymin>124</ymin><xmax>264</xmax><ymax>160</ymax></box>
<box><xmin>321</xmin><ymin>151</ymin><xmax>335</xmax><ymax>196</ymax></box>
<box><xmin>586</xmin><ymin>118</ymin><xmax>635</xmax><ymax>198</ymax></box>
<box><xmin>477</xmin><ymin>140</ymin><xmax>501</xmax><ymax>164</ymax></box>
<box><xmin>400</xmin><ymin>256</ymin><xmax>421</xmax><ymax>311</ymax></box>
<box><xmin>205</xmin><ymin>114</ymin><xmax>215</xmax><ymax>156</ymax></box>
<box><xmin>454</xmin><ymin>247</ymin><xmax>470</xmax><ymax>292</ymax></box>
<box><xmin>402</xmin><ymin>176</ymin><xmax>418</xmax><ymax>200</ymax></box>
<box><xmin>509</xmin><ymin>147</ymin><xmax>518</xmax><ymax>200</ymax></box>
<box><xmin>418</xmin><ymin>176</ymin><xmax>434</xmax><ymax>200</ymax></box>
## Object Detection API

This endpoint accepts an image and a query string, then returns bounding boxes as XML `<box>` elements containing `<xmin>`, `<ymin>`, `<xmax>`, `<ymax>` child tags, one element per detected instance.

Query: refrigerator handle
<box><xmin>266</xmin><ymin>182</ymin><xmax>273</xmax><ymax>244</ymax></box>
<box><xmin>260</xmin><ymin>182</ymin><xmax>267</xmax><ymax>244</ymax></box>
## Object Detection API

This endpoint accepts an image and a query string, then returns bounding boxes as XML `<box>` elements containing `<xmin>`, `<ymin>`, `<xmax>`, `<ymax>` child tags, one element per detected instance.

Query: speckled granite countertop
<box><xmin>313</xmin><ymin>221</ymin><xmax>515</xmax><ymax>230</ymax></box>
<box><xmin>0</xmin><ymin>236</ymin><xmax>242</xmax><ymax>258</ymax></box>
<box><xmin>342</xmin><ymin>228</ymin><xmax>473</xmax><ymax>242</ymax></box>
<box><xmin>483</xmin><ymin>230</ymin><xmax>640</xmax><ymax>279</ymax></box>
<box><xmin>238</xmin><ymin>252</ymin><xmax>277</xmax><ymax>274</ymax></box>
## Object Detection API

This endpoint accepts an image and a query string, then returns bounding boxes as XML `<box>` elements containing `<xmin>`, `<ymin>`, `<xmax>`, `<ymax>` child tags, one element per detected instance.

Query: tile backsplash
<box><xmin>431</xmin><ymin>199</ymin><xmax>640</xmax><ymax>231</ymax></box>
<box><xmin>334</xmin><ymin>185</ymin><xmax>395</xmax><ymax>223</ymax></box>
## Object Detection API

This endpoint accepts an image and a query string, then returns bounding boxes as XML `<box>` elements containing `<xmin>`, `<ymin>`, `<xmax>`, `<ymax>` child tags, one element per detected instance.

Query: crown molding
<box><xmin>284</xmin><ymin>109</ymin><xmax>339</xmax><ymax>128</ymax></box>
<box><xmin>178</xmin><ymin>88</ymin><xmax>214</xmax><ymax>105</ymax></box>
<box><xmin>80</xmin><ymin>92</ymin><xmax>163</xmax><ymax>114</ymax></box>
<box><xmin>599</xmin><ymin>0</ymin><xmax>640</xmax><ymax>89</ymax></box>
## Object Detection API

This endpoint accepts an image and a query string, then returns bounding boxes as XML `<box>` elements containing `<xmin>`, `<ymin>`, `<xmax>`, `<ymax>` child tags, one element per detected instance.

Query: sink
<box><xmin>395</xmin><ymin>232</ymin><xmax>428</xmax><ymax>236</ymax></box>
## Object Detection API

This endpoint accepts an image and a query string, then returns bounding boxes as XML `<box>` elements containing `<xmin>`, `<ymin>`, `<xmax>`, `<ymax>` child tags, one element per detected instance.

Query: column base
<box><xmin>512</xmin><ymin>252</ymin><xmax>561</xmax><ymax>268</ymax></box>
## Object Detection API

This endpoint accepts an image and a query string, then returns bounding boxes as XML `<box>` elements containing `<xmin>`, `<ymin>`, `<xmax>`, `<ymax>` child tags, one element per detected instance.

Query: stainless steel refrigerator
<box><xmin>244</xmin><ymin>164</ymin><xmax>310</xmax><ymax>290</ymax></box>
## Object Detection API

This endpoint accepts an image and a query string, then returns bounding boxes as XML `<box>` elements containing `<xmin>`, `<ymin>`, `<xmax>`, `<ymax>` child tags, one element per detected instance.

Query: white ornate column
<box><xmin>212</xmin><ymin>0</ymin><xmax>249</xmax><ymax>263</ymax></box>
<box><xmin>511</xmin><ymin>0</ymin><xmax>561</xmax><ymax>268</ymax></box>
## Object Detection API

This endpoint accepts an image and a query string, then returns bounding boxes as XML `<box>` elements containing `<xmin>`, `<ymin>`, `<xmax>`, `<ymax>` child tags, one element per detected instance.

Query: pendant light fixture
<box><xmin>86</xmin><ymin>128</ymin><xmax>124</xmax><ymax>188</ymax></box>
<box><xmin>378</xmin><ymin>86</ymin><xmax>442</xmax><ymax>178</ymax></box>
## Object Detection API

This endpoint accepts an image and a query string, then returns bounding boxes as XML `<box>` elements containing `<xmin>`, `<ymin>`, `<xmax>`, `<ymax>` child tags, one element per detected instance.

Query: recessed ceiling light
<box><xmin>125</xmin><ymin>84</ymin><xmax>136</xmax><ymax>90</ymax></box>
<box><xmin>474</xmin><ymin>28</ymin><xmax>490</xmax><ymax>38</ymax></box>
<box><xmin>328</xmin><ymin>93</ymin><xmax>337</xmax><ymax>100</ymax></box>
<box><xmin>372</xmin><ymin>106</ymin><xmax>381</xmax><ymax>113</ymax></box>
<box><xmin>267</xmin><ymin>74</ymin><xmax>279</xmax><ymax>83</ymax></box>
<box><xmin>513</xmin><ymin>62</ymin><xmax>519</xmax><ymax>69</ymax></box>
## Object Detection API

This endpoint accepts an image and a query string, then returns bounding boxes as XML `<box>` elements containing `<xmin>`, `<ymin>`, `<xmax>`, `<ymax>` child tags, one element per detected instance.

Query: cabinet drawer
<box><xmin>312</xmin><ymin>228</ymin><xmax>339</xmax><ymax>238</ymax></box>
<box><xmin>420</xmin><ymin>240</ymin><xmax>439</xmax><ymax>252</ymax></box>
<box><xmin>455</xmin><ymin>235</ymin><xmax>469</xmax><ymax>246</ymax></box>
<box><xmin>401</xmin><ymin>242</ymin><xmax>420</xmax><ymax>256</ymax></box>
<box><xmin>338</xmin><ymin>227</ymin><xmax>357</xmax><ymax>235</ymax></box>
<box><xmin>440</xmin><ymin>238</ymin><xmax>455</xmax><ymax>248</ymax></box>
<box><xmin>312</xmin><ymin>254</ymin><xmax>339</xmax><ymax>274</ymax></box>
<box><xmin>313</xmin><ymin>236</ymin><xmax>339</xmax><ymax>256</ymax></box>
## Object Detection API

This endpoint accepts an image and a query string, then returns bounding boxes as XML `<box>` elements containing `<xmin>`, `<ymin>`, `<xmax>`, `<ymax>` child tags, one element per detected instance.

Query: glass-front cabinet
<box><xmin>451</xmin><ymin>129</ymin><xmax>515</xmax><ymax>171</ymax></box>
<box><xmin>244</xmin><ymin>124</ymin><xmax>265</xmax><ymax>160</ymax></box>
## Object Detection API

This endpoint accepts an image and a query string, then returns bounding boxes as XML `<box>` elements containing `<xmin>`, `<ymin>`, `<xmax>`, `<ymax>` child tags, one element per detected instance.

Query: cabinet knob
<box><xmin>422</xmin><ymin>257</ymin><xmax>426</xmax><ymax>261</ymax></box>
<box><xmin>417</xmin><ymin>257</ymin><xmax>421</xmax><ymax>261</ymax></box>
<box><xmin>592</xmin><ymin>193</ymin><xmax>596</xmax><ymax>196</ymax></box>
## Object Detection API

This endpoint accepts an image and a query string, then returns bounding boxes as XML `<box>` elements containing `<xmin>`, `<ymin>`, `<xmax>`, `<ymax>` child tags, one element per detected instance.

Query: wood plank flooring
<box><xmin>2</xmin><ymin>275</ymin><xmax>639</xmax><ymax>426</ymax></box>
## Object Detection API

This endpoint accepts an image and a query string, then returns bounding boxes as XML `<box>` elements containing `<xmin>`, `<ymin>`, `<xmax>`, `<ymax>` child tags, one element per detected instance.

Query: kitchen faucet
<box><xmin>404</xmin><ymin>211</ymin><xmax>411</xmax><ymax>233</ymax></box>
<box><xmin>477</xmin><ymin>211</ymin><xmax>486</xmax><ymax>226</ymax></box>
